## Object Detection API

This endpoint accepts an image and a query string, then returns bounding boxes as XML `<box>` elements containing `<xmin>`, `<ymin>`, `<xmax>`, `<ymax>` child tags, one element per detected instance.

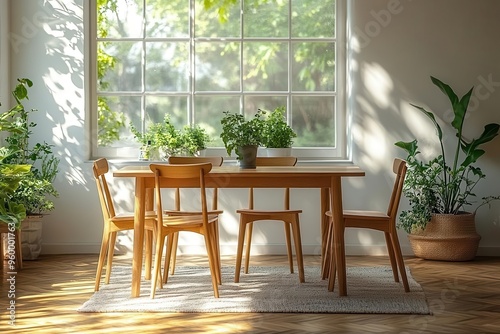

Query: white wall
<box><xmin>6</xmin><ymin>0</ymin><xmax>500</xmax><ymax>257</ymax></box>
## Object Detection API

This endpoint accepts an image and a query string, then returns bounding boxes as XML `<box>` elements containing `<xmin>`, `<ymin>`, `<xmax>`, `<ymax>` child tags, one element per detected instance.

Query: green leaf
<box><xmin>395</xmin><ymin>139</ymin><xmax>419</xmax><ymax>156</ymax></box>
<box><xmin>460</xmin><ymin>123</ymin><xmax>499</xmax><ymax>166</ymax></box>
<box><xmin>431</xmin><ymin>76</ymin><xmax>459</xmax><ymax>109</ymax></box>
<box><xmin>410</xmin><ymin>104</ymin><xmax>443</xmax><ymax>142</ymax></box>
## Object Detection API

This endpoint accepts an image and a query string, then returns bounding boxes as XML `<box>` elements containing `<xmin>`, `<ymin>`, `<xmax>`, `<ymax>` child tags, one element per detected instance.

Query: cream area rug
<box><xmin>77</xmin><ymin>265</ymin><xmax>430</xmax><ymax>314</ymax></box>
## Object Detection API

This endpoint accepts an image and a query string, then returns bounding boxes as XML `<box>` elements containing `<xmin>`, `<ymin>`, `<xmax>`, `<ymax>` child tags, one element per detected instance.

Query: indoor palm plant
<box><xmin>395</xmin><ymin>76</ymin><xmax>500</xmax><ymax>261</ymax></box>
<box><xmin>220</xmin><ymin>110</ymin><xmax>265</xmax><ymax>168</ymax></box>
<box><xmin>261</xmin><ymin>106</ymin><xmax>297</xmax><ymax>156</ymax></box>
<box><xmin>2</xmin><ymin>78</ymin><xmax>60</xmax><ymax>259</ymax></box>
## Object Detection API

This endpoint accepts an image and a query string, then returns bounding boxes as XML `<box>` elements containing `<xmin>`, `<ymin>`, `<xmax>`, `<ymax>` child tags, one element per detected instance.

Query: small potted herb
<box><xmin>130</xmin><ymin>116</ymin><xmax>211</xmax><ymax>159</ymax></box>
<box><xmin>181</xmin><ymin>125</ymin><xmax>211</xmax><ymax>156</ymax></box>
<box><xmin>220</xmin><ymin>110</ymin><xmax>265</xmax><ymax>168</ymax></box>
<box><xmin>261</xmin><ymin>106</ymin><xmax>297</xmax><ymax>156</ymax></box>
<box><xmin>130</xmin><ymin>115</ymin><xmax>182</xmax><ymax>160</ymax></box>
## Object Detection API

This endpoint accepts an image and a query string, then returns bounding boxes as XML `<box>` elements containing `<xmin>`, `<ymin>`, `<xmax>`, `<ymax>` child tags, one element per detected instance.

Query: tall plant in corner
<box><xmin>0</xmin><ymin>95</ymin><xmax>31</xmax><ymax>228</ymax></box>
<box><xmin>395</xmin><ymin>76</ymin><xmax>500</xmax><ymax>234</ymax></box>
<box><xmin>2</xmin><ymin>78</ymin><xmax>59</xmax><ymax>217</ymax></box>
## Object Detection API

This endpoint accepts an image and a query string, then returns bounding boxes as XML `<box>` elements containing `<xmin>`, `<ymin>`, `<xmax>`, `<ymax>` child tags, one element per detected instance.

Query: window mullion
<box><xmin>189</xmin><ymin>0</ymin><xmax>195</xmax><ymax>125</ymax></box>
<box><xmin>141</xmin><ymin>0</ymin><xmax>147</xmax><ymax>133</ymax></box>
<box><xmin>240</xmin><ymin>0</ymin><xmax>244</xmax><ymax>114</ymax></box>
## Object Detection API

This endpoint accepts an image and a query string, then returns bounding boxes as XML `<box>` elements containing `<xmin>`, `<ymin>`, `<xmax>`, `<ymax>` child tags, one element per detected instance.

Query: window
<box><xmin>90</xmin><ymin>0</ymin><xmax>347</xmax><ymax>161</ymax></box>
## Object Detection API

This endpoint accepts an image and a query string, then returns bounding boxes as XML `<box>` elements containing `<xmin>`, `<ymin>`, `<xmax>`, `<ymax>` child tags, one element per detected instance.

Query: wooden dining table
<box><xmin>113</xmin><ymin>163</ymin><xmax>365</xmax><ymax>298</ymax></box>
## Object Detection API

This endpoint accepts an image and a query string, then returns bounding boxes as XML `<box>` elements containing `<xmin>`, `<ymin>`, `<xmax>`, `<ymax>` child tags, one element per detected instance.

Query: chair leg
<box><xmin>94</xmin><ymin>229</ymin><xmax>110</xmax><ymax>291</ymax></box>
<box><xmin>321</xmin><ymin>219</ymin><xmax>333</xmax><ymax>280</ymax></box>
<box><xmin>327</xmin><ymin>251</ymin><xmax>337</xmax><ymax>292</ymax></box>
<box><xmin>203</xmin><ymin>231</ymin><xmax>220</xmax><ymax>298</ymax></box>
<box><xmin>151</xmin><ymin>233</ymin><xmax>165</xmax><ymax>299</ymax></box>
<box><xmin>104</xmin><ymin>231</ymin><xmax>117</xmax><ymax>284</ymax></box>
<box><xmin>284</xmin><ymin>222</ymin><xmax>294</xmax><ymax>274</ymax></box>
<box><xmin>204</xmin><ymin>222</ymin><xmax>221</xmax><ymax>285</ymax></box>
<box><xmin>389</xmin><ymin>232</ymin><xmax>410</xmax><ymax>292</ymax></box>
<box><xmin>210</xmin><ymin>221</ymin><xmax>222</xmax><ymax>285</ymax></box>
<box><xmin>384</xmin><ymin>231</ymin><xmax>399</xmax><ymax>283</ymax></box>
<box><xmin>144</xmin><ymin>229</ymin><xmax>153</xmax><ymax>280</ymax></box>
<box><xmin>290</xmin><ymin>215</ymin><xmax>305</xmax><ymax>283</ymax></box>
<box><xmin>169</xmin><ymin>232</ymin><xmax>179</xmax><ymax>275</ymax></box>
<box><xmin>234</xmin><ymin>218</ymin><xmax>248</xmax><ymax>283</ymax></box>
<box><xmin>215</xmin><ymin>220</ymin><xmax>222</xmax><ymax>284</ymax></box>
<box><xmin>163</xmin><ymin>234</ymin><xmax>175</xmax><ymax>284</ymax></box>
<box><xmin>243</xmin><ymin>222</ymin><xmax>253</xmax><ymax>274</ymax></box>
<box><xmin>327</xmin><ymin>222</ymin><xmax>338</xmax><ymax>292</ymax></box>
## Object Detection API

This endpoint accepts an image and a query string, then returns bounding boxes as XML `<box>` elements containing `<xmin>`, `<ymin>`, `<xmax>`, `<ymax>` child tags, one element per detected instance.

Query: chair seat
<box><xmin>113</xmin><ymin>210</ymin><xmax>157</xmax><ymax>221</ymax></box>
<box><xmin>164</xmin><ymin>210</ymin><xmax>223</xmax><ymax>216</ymax></box>
<box><xmin>237</xmin><ymin>209</ymin><xmax>303</xmax><ymax>215</ymax></box>
<box><xmin>161</xmin><ymin>214</ymin><xmax>220</xmax><ymax>228</ymax></box>
<box><xmin>326</xmin><ymin>210</ymin><xmax>390</xmax><ymax>220</ymax></box>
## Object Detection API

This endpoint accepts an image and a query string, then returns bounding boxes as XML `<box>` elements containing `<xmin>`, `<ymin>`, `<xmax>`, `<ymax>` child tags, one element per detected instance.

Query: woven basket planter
<box><xmin>408</xmin><ymin>212</ymin><xmax>480</xmax><ymax>261</ymax></box>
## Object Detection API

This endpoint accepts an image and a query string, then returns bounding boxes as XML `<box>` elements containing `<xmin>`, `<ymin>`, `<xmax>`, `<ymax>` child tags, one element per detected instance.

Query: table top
<box><xmin>113</xmin><ymin>164</ymin><xmax>365</xmax><ymax>178</ymax></box>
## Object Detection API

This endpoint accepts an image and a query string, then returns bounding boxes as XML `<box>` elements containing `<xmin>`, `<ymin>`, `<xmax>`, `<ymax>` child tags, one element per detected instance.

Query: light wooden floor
<box><xmin>1</xmin><ymin>254</ymin><xmax>499</xmax><ymax>334</ymax></box>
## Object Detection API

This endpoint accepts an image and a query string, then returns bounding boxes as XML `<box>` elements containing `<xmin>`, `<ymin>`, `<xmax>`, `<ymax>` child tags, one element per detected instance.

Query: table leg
<box><xmin>320</xmin><ymin>187</ymin><xmax>329</xmax><ymax>277</ymax></box>
<box><xmin>331</xmin><ymin>176</ymin><xmax>347</xmax><ymax>296</ymax></box>
<box><xmin>131</xmin><ymin>178</ymin><xmax>145</xmax><ymax>298</ymax></box>
<box><xmin>144</xmin><ymin>189</ymin><xmax>154</xmax><ymax>281</ymax></box>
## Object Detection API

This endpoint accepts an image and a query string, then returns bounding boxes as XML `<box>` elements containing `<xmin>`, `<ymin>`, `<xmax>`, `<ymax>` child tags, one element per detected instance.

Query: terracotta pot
<box><xmin>408</xmin><ymin>212</ymin><xmax>480</xmax><ymax>261</ymax></box>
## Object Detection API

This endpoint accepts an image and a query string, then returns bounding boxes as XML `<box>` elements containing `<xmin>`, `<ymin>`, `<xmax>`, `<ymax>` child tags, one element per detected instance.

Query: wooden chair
<box><xmin>149</xmin><ymin>162</ymin><xmax>222</xmax><ymax>298</ymax></box>
<box><xmin>0</xmin><ymin>224</ymin><xmax>22</xmax><ymax>270</ymax></box>
<box><xmin>235</xmin><ymin>156</ymin><xmax>305</xmax><ymax>283</ymax></box>
<box><xmin>92</xmin><ymin>158</ymin><xmax>156</xmax><ymax>291</ymax></box>
<box><xmin>323</xmin><ymin>158</ymin><xmax>410</xmax><ymax>292</ymax></box>
<box><xmin>166</xmin><ymin>156</ymin><xmax>224</xmax><ymax>275</ymax></box>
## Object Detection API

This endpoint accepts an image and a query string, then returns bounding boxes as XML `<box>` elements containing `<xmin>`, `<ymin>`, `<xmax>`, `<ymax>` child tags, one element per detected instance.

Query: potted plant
<box><xmin>220</xmin><ymin>110</ymin><xmax>265</xmax><ymax>168</ymax></box>
<box><xmin>261</xmin><ymin>106</ymin><xmax>297</xmax><ymax>156</ymax></box>
<box><xmin>130</xmin><ymin>115</ymin><xmax>182</xmax><ymax>160</ymax></box>
<box><xmin>0</xmin><ymin>112</ymin><xmax>31</xmax><ymax>229</ymax></box>
<box><xmin>0</xmin><ymin>147</ymin><xmax>30</xmax><ymax>269</ymax></box>
<box><xmin>0</xmin><ymin>150</ymin><xmax>31</xmax><ymax>228</ymax></box>
<box><xmin>395</xmin><ymin>76</ymin><xmax>500</xmax><ymax>261</ymax></box>
<box><xmin>180</xmin><ymin>125</ymin><xmax>211</xmax><ymax>156</ymax></box>
<box><xmin>2</xmin><ymin>78</ymin><xmax>60</xmax><ymax>260</ymax></box>
<box><xmin>130</xmin><ymin>116</ymin><xmax>211</xmax><ymax>159</ymax></box>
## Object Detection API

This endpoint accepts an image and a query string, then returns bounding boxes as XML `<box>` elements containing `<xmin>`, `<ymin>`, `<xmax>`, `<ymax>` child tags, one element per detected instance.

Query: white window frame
<box><xmin>87</xmin><ymin>0</ymin><xmax>349</xmax><ymax>163</ymax></box>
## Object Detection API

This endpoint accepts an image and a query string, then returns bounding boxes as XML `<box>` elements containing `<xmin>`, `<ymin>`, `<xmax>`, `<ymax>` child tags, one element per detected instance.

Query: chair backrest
<box><xmin>387</xmin><ymin>158</ymin><xmax>407</xmax><ymax>220</ymax></box>
<box><xmin>168</xmin><ymin>156</ymin><xmax>223</xmax><ymax>210</ymax></box>
<box><xmin>255</xmin><ymin>156</ymin><xmax>297</xmax><ymax>167</ymax></box>
<box><xmin>92</xmin><ymin>158</ymin><xmax>115</xmax><ymax>221</ymax></box>
<box><xmin>248</xmin><ymin>157</ymin><xmax>298</xmax><ymax>210</ymax></box>
<box><xmin>149</xmin><ymin>163</ymin><xmax>213</xmax><ymax>223</ymax></box>
<box><xmin>168</xmin><ymin>156</ymin><xmax>223</xmax><ymax>166</ymax></box>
